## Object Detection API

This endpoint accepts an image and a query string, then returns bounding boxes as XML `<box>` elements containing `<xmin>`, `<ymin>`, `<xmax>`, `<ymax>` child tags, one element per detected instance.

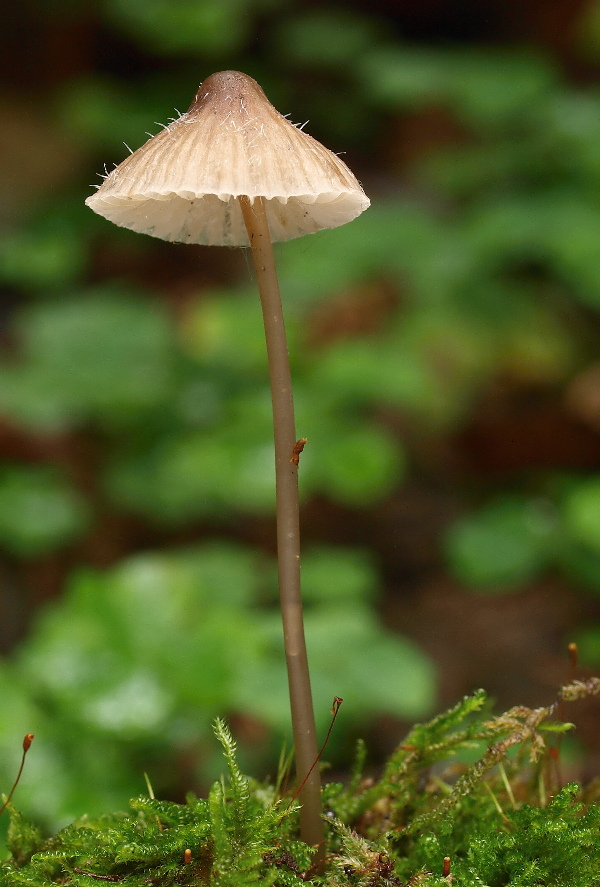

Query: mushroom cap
<box><xmin>85</xmin><ymin>71</ymin><xmax>370</xmax><ymax>246</ymax></box>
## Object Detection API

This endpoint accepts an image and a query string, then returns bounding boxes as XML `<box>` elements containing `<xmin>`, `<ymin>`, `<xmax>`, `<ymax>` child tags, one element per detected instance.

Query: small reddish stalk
<box><xmin>554</xmin><ymin>641</ymin><xmax>580</xmax><ymax>789</ymax></box>
<box><xmin>567</xmin><ymin>642</ymin><xmax>578</xmax><ymax>679</ymax></box>
<box><xmin>239</xmin><ymin>195</ymin><xmax>324</xmax><ymax>852</ymax></box>
<box><xmin>0</xmin><ymin>733</ymin><xmax>34</xmax><ymax>817</ymax></box>
<box><xmin>288</xmin><ymin>697</ymin><xmax>343</xmax><ymax>809</ymax></box>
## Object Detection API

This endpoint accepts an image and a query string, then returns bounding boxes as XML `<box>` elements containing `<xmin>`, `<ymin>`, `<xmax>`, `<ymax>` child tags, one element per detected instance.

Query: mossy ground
<box><xmin>2</xmin><ymin>681</ymin><xmax>599</xmax><ymax>887</ymax></box>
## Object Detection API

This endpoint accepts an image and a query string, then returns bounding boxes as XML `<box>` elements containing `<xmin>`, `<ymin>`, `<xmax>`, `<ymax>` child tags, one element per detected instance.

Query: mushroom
<box><xmin>85</xmin><ymin>70</ymin><xmax>368</xmax><ymax>245</ymax></box>
<box><xmin>86</xmin><ymin>70</ymin><xmax>370</xmax><ymax>853</ymax></box>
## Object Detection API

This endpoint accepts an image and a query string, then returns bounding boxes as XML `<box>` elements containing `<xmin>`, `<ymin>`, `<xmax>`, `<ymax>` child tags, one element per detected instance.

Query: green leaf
<box><xmin>274</xmin><ymin>9</ymin><xmax>383</xmax><ymax>69</ymax></box>
<box><xmin>0</xmin><ymin>465</ymin><xmax>89</xmax><ymax>557</ymax></box>
<box><xmin>59</xmin><ymin>76</ymin><xmax>186</xmax><ymax>153</ymax></box>
<box><xmin>18</xmin><ymin>544</ymin><xmax>269</xmax><ymax>741</ymax></box>
<box><xmin>358</xmin><ymin>47</ymin><xmax>447</xmax><ymax>110</ymax></box>
<box><xmin>0</xmin><ymin>217</ymin><xmax>85</xmax><ymax>291</ymax></box>
<box><xmin>299</xmin><ymin>546</ymin><xmax>378</xmax><ymax>605</ymax></box>
<box><xmin>574</xmin><ymin>625</ymin><xmax>600</xmax><ymax>666</ymax></box>
<box><xmin>0</xmin><ymin>288</ymin><xmax>176</xmax><ymax>430</ymax></box>
<box><xmin>181</xmin><ymin>290</ymin><xmax>285</xmax><ymax>375</ymax></box>
<box><xmin>563</xmin><ymin>477</ymin><xmax>600</xmax><ymax>553</ymax></box>
<box><xmin>105</xmin><ymin>0</ymin><xmax>269</xmax><ymax>56</ymax></box>
<box><xmin>311</xmin><ymin>425</ymin><xmax>405</xmax><ymax>506</ymax></box>
<box><xmin>442</xmin><ymin>50</ymin><xmax>557</xmax><ymax>127</ymax></box>
<box><xmin>445</xmin><ymin>497</ymin><xmax>556</xmax><ymax>590</ymax></box>
<box><xmin>359</xmin><ymin>47</ymin><xmax>556</xmax><ymax>126</ymax></box>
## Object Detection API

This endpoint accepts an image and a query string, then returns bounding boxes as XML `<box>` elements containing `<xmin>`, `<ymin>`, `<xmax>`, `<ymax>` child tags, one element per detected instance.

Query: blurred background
<box><xmin>1</xmin><ymin>0</ymin><xmax>600</xmax><ymax>837</ymax></box>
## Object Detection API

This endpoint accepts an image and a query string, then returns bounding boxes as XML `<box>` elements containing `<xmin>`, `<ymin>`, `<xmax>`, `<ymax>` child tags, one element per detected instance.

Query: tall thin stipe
<box><xmin>239</xmin><ymin>194</ymin><xmax>323</xmax><ymax>848</ymax></box>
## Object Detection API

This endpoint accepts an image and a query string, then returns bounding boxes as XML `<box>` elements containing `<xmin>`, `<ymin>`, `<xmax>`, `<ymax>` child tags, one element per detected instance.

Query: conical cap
<box><xmin>85</xmin><ymin>71</ymin><xmax>370</xmax><ymax>246</ymax></box>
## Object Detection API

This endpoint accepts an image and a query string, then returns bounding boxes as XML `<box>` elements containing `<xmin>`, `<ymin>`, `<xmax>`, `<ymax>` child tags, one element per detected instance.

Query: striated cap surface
<box><xmin>85</xmin><ymin>70</ymin><xmax>370</xmax><ymax>246</ymax></box>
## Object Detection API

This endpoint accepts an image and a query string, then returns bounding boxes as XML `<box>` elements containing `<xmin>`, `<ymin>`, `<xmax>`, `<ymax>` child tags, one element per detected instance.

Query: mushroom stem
<box><xmin>239</xmin><ymin>195</ymin><xmax>324</xmax><ymax>852</ymax></box>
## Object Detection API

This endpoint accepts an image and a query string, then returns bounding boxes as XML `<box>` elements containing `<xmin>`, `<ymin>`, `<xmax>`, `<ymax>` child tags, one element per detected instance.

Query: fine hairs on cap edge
<box><xmin>86</xmin><ymin>70</ymin><xmax>370</xmax><ymax>247</ymax></box>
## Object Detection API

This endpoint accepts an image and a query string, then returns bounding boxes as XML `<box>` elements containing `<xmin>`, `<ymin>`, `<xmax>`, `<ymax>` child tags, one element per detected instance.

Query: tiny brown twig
<box><xmin>290</xmin><ymin>438</ymin><xmax>308</xmax><ymax>467</ymax></box>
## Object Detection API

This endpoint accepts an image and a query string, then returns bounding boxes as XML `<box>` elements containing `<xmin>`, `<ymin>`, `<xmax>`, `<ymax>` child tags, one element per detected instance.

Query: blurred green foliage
<box><xmin>0</xmin><ymin>466</ymin><xmax>88</xmax><ymax>557</ymax></box>
<box><xmin>444</xmin><ymin>496</ymin><xmax>557</xmax><ymax>590</ymax></box>
<box><xmin>0</xmin><ymin>542</ymin><xmax>434</xmax><ymax>828</ymax></box>
<box><xmin>444</xmin><ymin>478</ymin><xmax>600</xmax><ymax>594</ymax></box>
<box><xmin>105</xmin><ymin>0</ymin><xmax>281</xmax><ymax>56</ymax></box>
<box><xmin>0</xmin><ymin>289</ymin><xmax>176</xmax><ymax>430</ymax></box>
<box><xmin>1</xmin><ymin>0</ymin><xmax>600</xmax><ymax>840</ymax></box>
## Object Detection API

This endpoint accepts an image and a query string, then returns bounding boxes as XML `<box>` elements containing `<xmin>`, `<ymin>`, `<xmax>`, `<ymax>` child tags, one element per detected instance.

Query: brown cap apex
<box><xmin>186</xmin><ymin>70</ymin><xmax>269</xmax><ymax>116</ymax></box>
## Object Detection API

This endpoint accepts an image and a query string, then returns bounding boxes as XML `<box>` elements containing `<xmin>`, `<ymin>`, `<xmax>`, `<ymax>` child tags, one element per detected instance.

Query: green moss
<box><xmin>3</xmin><ymin>681</ymin><xmax>599</xmax><ymax>887</ymax></box>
